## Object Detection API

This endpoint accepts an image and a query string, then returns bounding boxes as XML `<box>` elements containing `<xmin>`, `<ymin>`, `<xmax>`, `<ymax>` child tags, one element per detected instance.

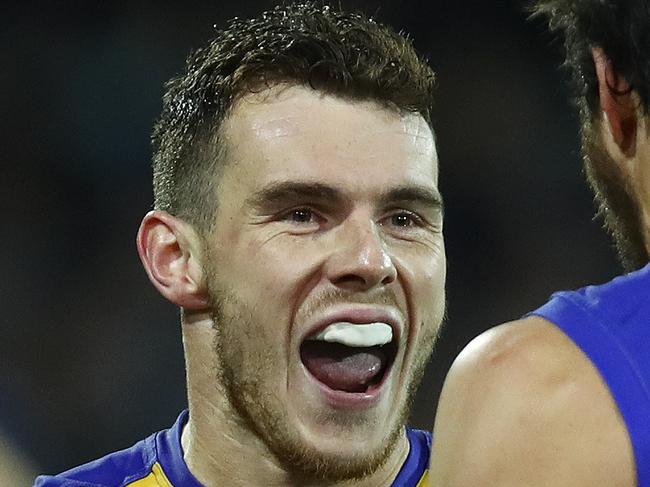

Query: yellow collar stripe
<box><xmin>416</xmin><ymin>468</ymin><xmax>429</xmax><ymax>487</ymax></box>
<box><xmin>127</xmin><ymin>462</ymin><xmax>174</xmax><ymax>487</ymax></box>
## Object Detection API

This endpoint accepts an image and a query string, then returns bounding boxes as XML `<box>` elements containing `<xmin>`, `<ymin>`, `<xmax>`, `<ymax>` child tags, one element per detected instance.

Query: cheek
<box><xmin>399</xmin><ymin>243</ymin><xmax>446</xmax><ymax>318</ymax></box>
<box><xmin>406</xmin><ymin>240</ymin><xmax>446</xmax><ymax>286</ymax></box>
<box><xmin>429</xmin><ymin>247</ymin><xmax>447</xmax><ymax>315</ymax></box>
<box><xmin>212</xmin><ymin>238</ymin><xmax>320</xmax><ymax>332</ymax></box>
<box><xmin>248</xmin><ymin>235</ymin><xmax>324</xmax><ymax>282</ymax></box>
<box><xmin>637</xmin><ymin>158</ymin><xmax>650</xmax><ymax>203</ymax></box>
<box><xmin>432</xmin><ymin>245</ymin><xmax>447</xmax><ymax>292</ymax></box>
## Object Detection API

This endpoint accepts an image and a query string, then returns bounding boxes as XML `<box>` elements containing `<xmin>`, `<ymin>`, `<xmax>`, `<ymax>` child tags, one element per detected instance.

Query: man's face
<box><xmin>202</xmin><ymin>85</ymin><xmax>445</xmax><ymax>479</ymax></box>
<box><xmin>582</xmin><ymin>125</ymin><xmax>648</xmax><ymax>271</ymax></box>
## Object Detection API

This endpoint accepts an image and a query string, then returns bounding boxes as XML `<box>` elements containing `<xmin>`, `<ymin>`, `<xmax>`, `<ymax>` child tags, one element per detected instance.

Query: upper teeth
<box><xmin>311</xmin><ymin>322</ymin><xmax>393</xmax><ymax>347</ymax></box>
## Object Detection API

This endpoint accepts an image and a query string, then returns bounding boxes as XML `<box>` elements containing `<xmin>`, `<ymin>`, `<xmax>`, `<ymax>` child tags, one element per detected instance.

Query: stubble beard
<box><xmin>582</xmin><ymin>128</ymin><xmax>649</xmax><ymax>271</ymax></box>
<box><xmin>204</xmin><ymin>278</ymin><xmax>439</xmax><ymax>483</ymax></box>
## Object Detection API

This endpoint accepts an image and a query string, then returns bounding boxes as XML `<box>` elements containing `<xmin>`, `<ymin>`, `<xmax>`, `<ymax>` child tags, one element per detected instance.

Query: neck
<box><xmin>180</xmin><ymin>312</ymin><xmax>410</xmax><ymax>487</ymax></box>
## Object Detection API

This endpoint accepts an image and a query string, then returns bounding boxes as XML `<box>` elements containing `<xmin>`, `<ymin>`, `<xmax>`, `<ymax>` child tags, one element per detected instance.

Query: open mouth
<box><xmin>300</xmin><ymin>322</ymin><xmax>398</xmax><ymax>394</ymax></box>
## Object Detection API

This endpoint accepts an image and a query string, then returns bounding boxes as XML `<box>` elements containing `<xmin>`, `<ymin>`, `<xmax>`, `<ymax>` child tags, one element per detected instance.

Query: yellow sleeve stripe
<box><xmin>126</xmin><ymin>462</ymin><xmax>174</xmax><ymax>487</ymax></box>
<box><xmin>416</xmin><ymin>468</ymin><xmax>429</xmax><ymax>487</ymax></box>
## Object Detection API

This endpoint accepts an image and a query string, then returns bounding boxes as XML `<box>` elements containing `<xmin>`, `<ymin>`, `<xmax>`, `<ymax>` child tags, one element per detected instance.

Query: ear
<box><xmin>137</xmin><ymin>210</ymin><xmax>209</xmax><ymax>309</ymax></box>
<box><xmin>592</xmin><ymin>47</ymin><xmax>637</xmax><ymax>157</ymax></box>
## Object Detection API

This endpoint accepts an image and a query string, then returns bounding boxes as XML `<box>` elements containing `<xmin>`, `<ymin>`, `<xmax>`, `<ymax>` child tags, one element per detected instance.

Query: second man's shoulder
<box><xmin>450</xmin><ymin>316</ymin><xmax>586</xmax><ymax>385</ymax></box>
<box><xmin>428</xmin><ymin>316</ymin><xmax>636</xmax><ymax>487</ymax></box>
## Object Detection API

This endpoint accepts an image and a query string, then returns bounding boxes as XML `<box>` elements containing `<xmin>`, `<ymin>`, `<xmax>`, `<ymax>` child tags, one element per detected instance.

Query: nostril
<box><xmin>332</xmin><ymin>271</ymin><xmax>395</xmax><ymax>292</ymax></box>
<box><xmin>333</xmin><ymin>274</ymin><xmax>371</xmax><ymax>291</ymax></box>
<box><xmin>381</xmin><ymin>274</ymin><xmax>395</xmax><ymax>285</ymax></box>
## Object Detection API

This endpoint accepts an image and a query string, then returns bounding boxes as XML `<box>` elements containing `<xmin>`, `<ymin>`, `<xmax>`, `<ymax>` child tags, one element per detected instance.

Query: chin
<box><xmin>279</xmin><ymin>427</ymin><xmax>401</xmax><ymax>482</ymax></box>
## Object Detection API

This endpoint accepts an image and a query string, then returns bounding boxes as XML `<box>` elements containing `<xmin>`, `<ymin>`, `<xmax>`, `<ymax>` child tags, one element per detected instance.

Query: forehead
<box><xmin>219</xmin><ymin>85</ymin><xmax>438</xmax><ymax>196</ymax></box>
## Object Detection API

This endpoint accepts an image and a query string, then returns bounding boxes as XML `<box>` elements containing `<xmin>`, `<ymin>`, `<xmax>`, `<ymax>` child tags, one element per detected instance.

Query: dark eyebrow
<box><xmin>380</xmin><ymin>185</ymin><xmax>444</xmax><ymax>213</ymax></box>
<box><xmin>245</xmin><ymin>181</ymin><xmax>343</xmax><ymax>210</ymax></box>
<box><xmin>245</xmin><ymin>181</ymin><xmax>443</xmax><ymax>214</ymax></box>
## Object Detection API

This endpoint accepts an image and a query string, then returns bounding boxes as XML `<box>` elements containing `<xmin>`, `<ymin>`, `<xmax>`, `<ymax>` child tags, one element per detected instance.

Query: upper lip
<box><xmin>300</xmin><ymin>305</ymin><xmax>404</xmax><ymax>346</ymax></box>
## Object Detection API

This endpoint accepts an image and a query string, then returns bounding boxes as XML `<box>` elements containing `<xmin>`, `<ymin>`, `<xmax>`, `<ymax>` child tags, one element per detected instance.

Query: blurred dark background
<box><xmin>1</xmin><ymin>0</ymin><xmax>620</xmax><ymax>482</ymax></box>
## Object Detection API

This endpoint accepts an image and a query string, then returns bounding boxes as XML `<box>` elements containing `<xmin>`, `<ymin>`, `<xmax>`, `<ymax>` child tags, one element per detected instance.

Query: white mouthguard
<box><xmin>311</xmin><ymin>322</ymin><xmax>393</xmax><ymax>347</ymax></box>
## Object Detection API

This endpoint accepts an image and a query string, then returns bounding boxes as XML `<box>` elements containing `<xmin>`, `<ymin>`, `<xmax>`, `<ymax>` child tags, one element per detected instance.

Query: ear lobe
<box><xmin>137</xmin><ymin>211</ymin><xmax>210</xmax><ymax>309</ymax></box>
<box><xmin>592</xmin><ymin>47</ymin><xmax>637</xmax><ymax>156</ymax></box>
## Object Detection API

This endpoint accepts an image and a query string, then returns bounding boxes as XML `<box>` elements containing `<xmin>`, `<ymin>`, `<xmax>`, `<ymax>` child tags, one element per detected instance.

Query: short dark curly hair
<box><xmin>532</xmin><ymin>0</ymin><xmax>650</xmax><ymax>270</ymax></box>
<box><xmin>531</xmin><ymin>0</ymin><xmax>650</xmax><ymax>126</ymax></box>
<box><xmin>152</xmin><ymin>2</ymin><xmax>436</xmax><ymax>232</ymax></box>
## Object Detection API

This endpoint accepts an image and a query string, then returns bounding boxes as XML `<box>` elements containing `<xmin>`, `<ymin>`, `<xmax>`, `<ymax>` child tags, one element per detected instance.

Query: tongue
<box><xmin>301</xmin><ymin>341</ymin><xmax>386</xmax><ymax>392</ymax></box>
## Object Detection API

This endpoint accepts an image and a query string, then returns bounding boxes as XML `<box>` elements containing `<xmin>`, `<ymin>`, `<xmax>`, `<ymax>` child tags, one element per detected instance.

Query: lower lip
<box><xmin>301</xmin><ymin>361</ymin><xmax>394</xmax><ymax>410</ymax></box>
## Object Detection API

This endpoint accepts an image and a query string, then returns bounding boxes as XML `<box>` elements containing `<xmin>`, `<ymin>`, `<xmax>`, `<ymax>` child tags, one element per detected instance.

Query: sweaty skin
<box><xmin>165</xmin><ymin>85</ymin><xmax>447</xmax><ymax>487</ymax></box>
<box><xmin>427</xmin><ymin>317</ymin><xmax>636</xmax><ymax>487</ymax></box>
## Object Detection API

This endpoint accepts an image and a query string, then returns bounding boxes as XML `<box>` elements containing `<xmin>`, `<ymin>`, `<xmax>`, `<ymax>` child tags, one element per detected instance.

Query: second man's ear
<box><xmin>136</xmin><ymin>210</ymin><xmax>210</xmax><ymax>310</ymax></box>
<box><xmin>592</xmin><ymin>47</ymin><xmax>638</xmax><ymax>157</ymax></box>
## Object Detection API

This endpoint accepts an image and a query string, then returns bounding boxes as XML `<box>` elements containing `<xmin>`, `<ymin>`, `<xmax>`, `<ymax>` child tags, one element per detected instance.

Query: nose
<box><xmin>325</xmin><ymin>216</ymin><xmax>397</xmax><ymax>292</ymax></box>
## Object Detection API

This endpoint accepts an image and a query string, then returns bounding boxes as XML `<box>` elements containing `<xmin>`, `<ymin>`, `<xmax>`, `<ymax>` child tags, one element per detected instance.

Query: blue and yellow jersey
<box><xmin>35</xmin><ymin>410</ymin><xmax>431</xmax><ymax>486</ymax></box>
